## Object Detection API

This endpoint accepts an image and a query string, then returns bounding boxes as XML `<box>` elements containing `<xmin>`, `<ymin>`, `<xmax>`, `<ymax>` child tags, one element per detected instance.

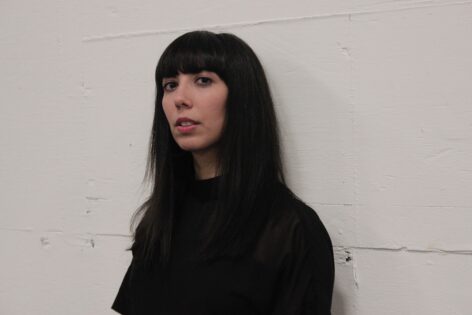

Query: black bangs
<box><xmin>155</xmin><ymin>31</ymin><xmax>228</xmax><ymax>85</ymax></box>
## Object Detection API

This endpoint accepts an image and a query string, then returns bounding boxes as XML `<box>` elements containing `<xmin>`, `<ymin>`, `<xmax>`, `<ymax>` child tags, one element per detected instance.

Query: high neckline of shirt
<box><xmin>188</xmin><ymin>174</ymin><xmax>221</xmax><ymax>203</ymax></box>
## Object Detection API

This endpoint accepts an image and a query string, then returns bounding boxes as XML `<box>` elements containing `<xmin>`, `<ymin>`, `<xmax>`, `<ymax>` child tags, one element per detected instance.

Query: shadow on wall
<box><xmin>333</xmin><ymin>287</ymin><xmax>347</xmax><ymax>315</ymax></box>
<box><xmin>268</xmin><ymin>55</ymin><xmax>353</xmax><ymax>315</ymax></box>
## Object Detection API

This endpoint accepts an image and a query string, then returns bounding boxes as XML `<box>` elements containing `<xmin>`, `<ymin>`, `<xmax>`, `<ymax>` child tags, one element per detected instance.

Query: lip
<box><xmin>175</xmin><ymin>117</ymin><xmax>199</xmax><ymax>126</ymax></box>
<box><xmin>176</xmin><ymin>124</ymin><xmax>198</xmax><ymax>133</ymax></box>
<box><xmin>175</xmin><ymin>117</ymin><xmax>200</xmax><ymax>133</ymax></box>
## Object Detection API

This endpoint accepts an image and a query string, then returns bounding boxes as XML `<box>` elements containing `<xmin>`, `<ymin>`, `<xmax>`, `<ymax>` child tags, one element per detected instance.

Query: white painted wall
<box><xmin>1</xmin><ymin>1</ymin><xmax>471</xmax><ymax>314</ymax></box>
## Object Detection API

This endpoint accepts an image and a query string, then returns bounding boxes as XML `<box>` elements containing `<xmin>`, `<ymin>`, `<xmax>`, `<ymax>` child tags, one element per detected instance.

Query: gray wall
<box><xmin>1</xmin><ymin>1</ymin><xmax>471</xmax><ymax>314</ymax></box>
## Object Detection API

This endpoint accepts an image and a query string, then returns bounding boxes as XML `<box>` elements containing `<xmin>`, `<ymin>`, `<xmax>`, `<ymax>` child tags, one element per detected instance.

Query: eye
<box><xmin>162</xmin><ymin>81</ymin><xmax>177</xmax><ymax>92</ymax></box>
<box><xmin>196</xmin><ymin>76</ymin><xmax>212</xmax><ymax>86</ymax></box>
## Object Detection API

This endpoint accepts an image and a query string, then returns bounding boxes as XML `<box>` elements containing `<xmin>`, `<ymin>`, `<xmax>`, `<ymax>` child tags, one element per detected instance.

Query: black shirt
<box><xmin>111</xmin><ymin>175</ymin><xmax>334</xmax><ymax>314</ymax></box>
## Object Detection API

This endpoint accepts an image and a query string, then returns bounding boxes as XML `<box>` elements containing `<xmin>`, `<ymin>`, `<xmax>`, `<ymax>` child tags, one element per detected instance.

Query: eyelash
<box><xmin>162</xmin><ymin>76</ymin><xmax>213</xmax><ymax>91</ymax></box>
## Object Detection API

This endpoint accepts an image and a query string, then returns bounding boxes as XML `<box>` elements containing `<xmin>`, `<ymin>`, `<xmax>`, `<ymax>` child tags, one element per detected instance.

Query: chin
<box><xmin>176</xmin><ymin>142</ymin><xmax>204</xmax><ymax>152</ymax></box>
<box><xmin>178</xmin><ymin>142</ymin><xmax>216</xmax><ymax>154</ymax></box>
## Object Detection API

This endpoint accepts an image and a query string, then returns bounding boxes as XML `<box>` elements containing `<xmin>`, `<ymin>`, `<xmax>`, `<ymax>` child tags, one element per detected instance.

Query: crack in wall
<box><xmin>81</xmin><ymin>0</ymin><xmax>472</xmax><ymax>42</ymax></box>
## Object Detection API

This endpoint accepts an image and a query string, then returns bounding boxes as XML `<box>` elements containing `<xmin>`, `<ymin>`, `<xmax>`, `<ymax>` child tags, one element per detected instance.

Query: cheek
<box><xmin>207</xmin><ymin>95</ymin><xmax>226</xmax><ymax>126</ymax></box>
<box><xmin>212</xmin><ymin>88</ymin><xmax>228</xmax><ymax>119</ymax></box>
<box><xmin>211</xmin><ymin>98</ymin><xmax>227</xmax><ymax>137</ymax></box>
<box><xmin>161</xmin><ymin>98</ymin><xmax>172</xmax><ymax>121</ymax></box>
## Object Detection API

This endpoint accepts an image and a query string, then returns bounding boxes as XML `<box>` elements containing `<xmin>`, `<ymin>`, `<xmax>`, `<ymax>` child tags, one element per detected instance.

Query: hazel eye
<box><xmin>162</xmin><ymin>81</ymin><xmax>177</xmax><ymax>91</ymax></box>
<box><xmin>196</xmin><ymin>77</ymin><xmax>212</xmax><ymax>86</ymax></box>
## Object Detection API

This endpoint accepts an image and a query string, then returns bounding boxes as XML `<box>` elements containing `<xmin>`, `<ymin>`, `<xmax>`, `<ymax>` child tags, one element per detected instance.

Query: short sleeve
<box><xmin>111</xmin><ymin>259</ymin><xmax>134</xmax><ymax>315</ymax></box>
<box><xmin>269</xmin><ymin>205</ymin><xmax>335</xmax><ymax>315</ymax></box>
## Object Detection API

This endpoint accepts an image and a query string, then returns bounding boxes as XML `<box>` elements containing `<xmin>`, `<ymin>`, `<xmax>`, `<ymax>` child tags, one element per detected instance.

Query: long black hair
<box><xmin>129</xmin><ymin>30</ymin><xmax>287</xmax><ymax>269</ymax></box>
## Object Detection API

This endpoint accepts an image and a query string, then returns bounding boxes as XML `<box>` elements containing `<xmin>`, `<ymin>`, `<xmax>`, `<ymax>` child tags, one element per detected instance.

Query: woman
<box><xmin>111</xmin><ymin>30</ymin><xmax>334</xmax><ymax>315</ymax></box>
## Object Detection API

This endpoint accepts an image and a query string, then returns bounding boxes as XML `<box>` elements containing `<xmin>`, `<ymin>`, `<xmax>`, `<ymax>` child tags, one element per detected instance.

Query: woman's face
<box><xmin>161</xmin><ymin>70</ymin><xmax>228</xmax><ymax>153</ymax></box>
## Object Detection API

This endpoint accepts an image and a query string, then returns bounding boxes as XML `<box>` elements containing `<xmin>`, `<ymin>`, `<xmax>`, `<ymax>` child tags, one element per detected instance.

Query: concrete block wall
<box><xmin>1</xmin><ymin>1</ymin><xmax>471</xmax><ymax>314</ymax></box>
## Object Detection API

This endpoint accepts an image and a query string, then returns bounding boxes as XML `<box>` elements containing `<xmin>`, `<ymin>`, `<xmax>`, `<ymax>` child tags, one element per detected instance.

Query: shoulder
<box><xmin>255</xmin><ymin>182</ymin><xmax>334</xmax><ymax>267</ymax></box>
<box><xmin>272</xmin><ymin>182</ymin><xmax>333</xmax><ymax>247</ymax></box>
<box><xmin>265</xmin><ymin>183</ymin><xmax>335</xmax><ymax>314</ymax></box>
<box><xmin>275</xmin><ymin>182</ymin><xmax>335</xmax><ymax>281</ymax></box>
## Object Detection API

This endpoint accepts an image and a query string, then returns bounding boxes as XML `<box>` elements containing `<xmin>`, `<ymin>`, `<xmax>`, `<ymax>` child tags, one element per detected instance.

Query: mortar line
<box><xmin>334</xmin><ymin>245</ymin><xmax>472</xmax><ymax>256</ymax></box>
<box><xmin>82</xmin><ymin>0</ymin><xmax>472</xmax><ymax>43</ymax></box>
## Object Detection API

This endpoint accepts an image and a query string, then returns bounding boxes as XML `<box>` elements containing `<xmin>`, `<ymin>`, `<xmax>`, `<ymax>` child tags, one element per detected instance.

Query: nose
<box><xmin>173</xmin><ymin>81</ymin><xmax>192</xmax><ymax>109</ymax></box>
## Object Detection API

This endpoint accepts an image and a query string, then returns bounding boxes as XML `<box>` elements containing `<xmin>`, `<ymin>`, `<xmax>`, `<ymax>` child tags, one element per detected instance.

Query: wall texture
<box><xmin>1</xmin><ymin>1</ymin><xmax>471</xmax><ymax>314</ymax></box>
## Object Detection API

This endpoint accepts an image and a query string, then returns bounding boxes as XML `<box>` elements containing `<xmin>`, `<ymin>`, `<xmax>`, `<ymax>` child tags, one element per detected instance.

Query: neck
<box><xmin>192</xmin><ymin>146</ymin><xmax>219</xmax><ymax>180</ymax></box>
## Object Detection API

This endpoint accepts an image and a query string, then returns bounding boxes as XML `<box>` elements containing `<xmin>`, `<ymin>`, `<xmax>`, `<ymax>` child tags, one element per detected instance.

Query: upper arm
<box><xmin>269</xmin><ymin>202</ymin><xmax>335</xmax><ymax>315</ymax></box>
<box><xmin>111</xmin><ymin>259</ymin><xmax>135</xmax><ymax>315</ymax></box>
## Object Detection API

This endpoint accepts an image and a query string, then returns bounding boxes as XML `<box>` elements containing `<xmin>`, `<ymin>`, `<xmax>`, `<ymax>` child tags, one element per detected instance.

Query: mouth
<box><xmin>175</xmin><ymin>117</ymin><xmax>200</xmax><ymax>126</ymax></box>
<box><xmin>176</xmin><ymin>121</ymin><xmax>199</xmax><ymax>127</ymax></box>
<box><xmin>176</xmin><ymin>123</ymin><xmax>199</xmax><ymax>133</ymax></box>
